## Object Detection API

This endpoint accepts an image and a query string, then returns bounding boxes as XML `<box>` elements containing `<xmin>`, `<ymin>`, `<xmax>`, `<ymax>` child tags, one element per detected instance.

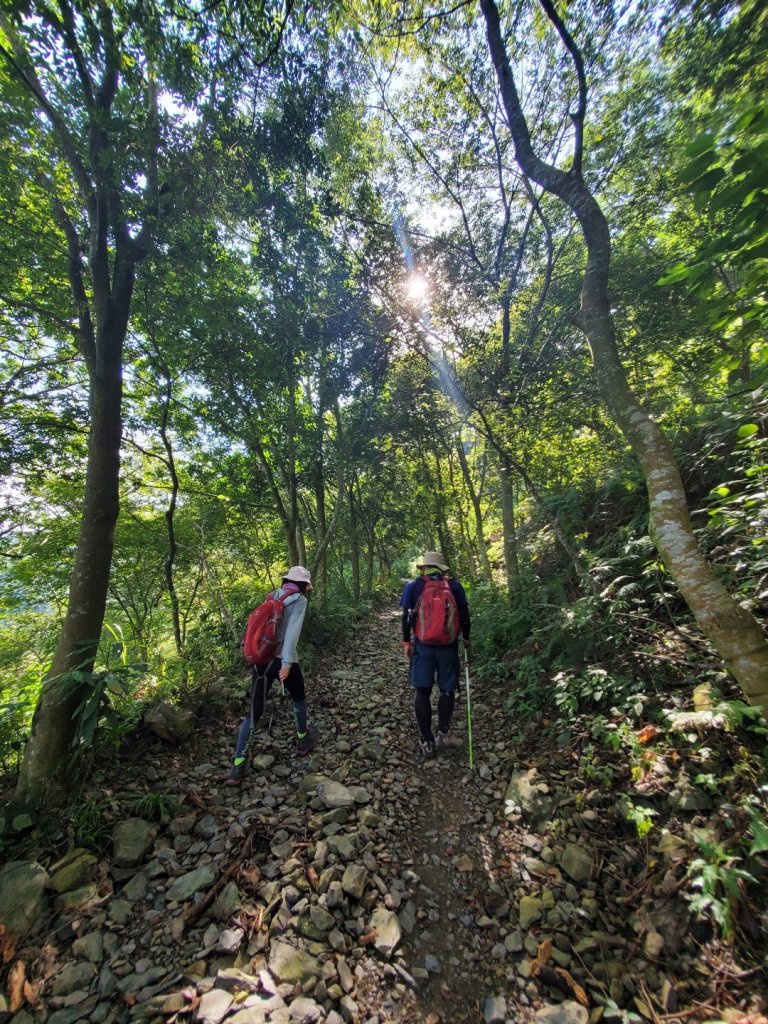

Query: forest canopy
<box><xmin>0</xmin><ymin>0</ymin><xmax>767</xmax><ymax>805</ymax></box>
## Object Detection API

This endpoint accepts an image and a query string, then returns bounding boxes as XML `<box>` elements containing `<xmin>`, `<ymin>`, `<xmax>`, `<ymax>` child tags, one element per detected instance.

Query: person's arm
<box><xmin>280</xmin><ymin>594</ymin><xmax>307</xmax><ymax>668</ymax></box>
<box><xmin>451</xmin><ymin>579</ymin><xmax>471</xmax><ymax>644</ymax></box>
<box><xmin>400</xmin><ymin>579</ymin><xmax>421</xmax><ymax>656</ymax></box>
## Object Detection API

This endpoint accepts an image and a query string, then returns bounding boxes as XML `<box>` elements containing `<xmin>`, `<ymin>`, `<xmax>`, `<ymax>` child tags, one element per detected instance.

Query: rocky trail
<box><xmin>1</xmin><ymin>608</ymin><xmax>766</xmax><ymax>1024</ymax></box>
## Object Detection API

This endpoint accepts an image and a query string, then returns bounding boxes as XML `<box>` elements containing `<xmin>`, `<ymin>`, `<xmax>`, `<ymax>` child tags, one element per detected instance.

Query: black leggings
<box><xmin>249</xmin><ymin>660</ymin><xmax>305</xmax><ymax>721</ymax></box>
<box><xmin>234</xmin><ymin>661</ymin><xmax>306</xmax><ymax>758</ymax></box>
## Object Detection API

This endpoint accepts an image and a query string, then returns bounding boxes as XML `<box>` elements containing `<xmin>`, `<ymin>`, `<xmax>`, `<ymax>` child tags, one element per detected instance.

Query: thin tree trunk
<box><xmin>457</xmin><ymin>440</ymin><xmax>492</xmax><ymax>579</ymax></box>
<box><xmin>499</xmin><ymin>463</ymin><xmax>520</xmax><ymax>594</ymax></box>
<box><xmin>481</xmin><ymin>0</ymin><xmax>768</xmax><ymax>709</ymax></box>
<box><xmin>349</xmin><ymin>485</ymin><xmax>361</xmax><ymax>602</ymax></box>
<box><xmin>365</xmin><ymin>526</ymin><xmax>376</xmax><ymax>594</ymax></box>
<box><xmin>158</xmin><ymin>377</ymin><xmax>184</xmax><ymax>662</ymax></box>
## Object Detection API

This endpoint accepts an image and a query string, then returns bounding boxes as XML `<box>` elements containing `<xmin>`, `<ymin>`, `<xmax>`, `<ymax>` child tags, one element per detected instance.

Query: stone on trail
<box><xmin>328</xmin><ymin>834</ymin><xmax>356</xmax><ymax>860</ymax></box>
<box><xmin>534</xmin><ymin>1001</ymin><xmax>589</xmax><ymax>1024</ymax></box>
<box><xmin>213</xmin><ymin>968</ymin><xmax>261</xmax><ymax>993</ymax></box>
<box><xmin>519</xmin><ymin>895</ymin><xmax>543</xmax><ymax>929</ymax></box>
<box><xmin>217</xmin><ymin>926</ymin><xmax>245</xmax><ymax>953</ymax></box>
<box><xmin>560</xmin><ymin>843</ymin><xmax>593</xmax><ymax>884</ymax></box>
<box><xmin>0</xmin><ymin>860</ymin><xmax>49</xmax><ymax>934</ymax></box>
<box><xmin>72</xmin><ymin>930</ymin><xmax>104</xmax><ymax>963</ymax></box>
<box><xmin>195</xmin><ymin>988</ymin><xmax>234</xmax><ymax>1024</ymax></box>
<box><xmin>51</xmin><ymin>961</ymin><xmax>97</xmax><ymax>997</ymax></box>
<box><xmin>484</xmin><ymin>995</ymin><xmax>507</xmax><ymax>1024</ymax></box>
<box><xmin>287</xmin><ymin>995</ymin><xmax>323</xmax><ymax>1021</ymax></box>
<box><xmin>48</xmin><ymin>848</ymin><xmax>98</xmax><ymax>893</ymax></box>
<box><xmin>112</xmin><ymin>817</ymin><xmax>156</xmax><ymax>867</ymax></box>
<box><xmin>369</xmin><ymin>906</ymin><xmax>402</xmax><ymax>957</ymax></box>
<box><xmin>317</xmin><ymin>781</ymin><xmax>356</xmax><ymax>809</ymax></box>
<box><xmin>144</xmin><ymin>700</ymin><xmax>195</xmax><ymax>743</ymax></box>
<box><xmin>504</xmin><ymin>768</ymin><xmax>554</xmax><ymax>825</ymax></box>
<box><xmin>167</xmin><ymin>864</ymin><xmax>217</xmax><ymax>902</ymax></box>
<box><xmin>268</xmin><ymin>940</ymin><xmax>322</xmax><ymax>984</ymax></box>
<box><xmin>341</xmin><ymin>863</ymin><xmax>368</xmax><ymax>900</ymax></box>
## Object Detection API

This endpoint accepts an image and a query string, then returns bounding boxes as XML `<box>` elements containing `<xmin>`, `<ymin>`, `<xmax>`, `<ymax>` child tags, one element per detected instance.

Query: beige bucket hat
<box><xmin>416</xmin><ymin>551</ymin><xmax>449</xmax><ymax>572</ymax></box>
<box><xmin>284</xmin><ymin>565</ymin><xmax>313</xmax><ymax>585</ymax></box>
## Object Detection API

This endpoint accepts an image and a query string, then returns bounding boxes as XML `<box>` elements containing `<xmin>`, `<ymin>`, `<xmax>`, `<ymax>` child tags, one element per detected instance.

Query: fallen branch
<box><xmin>182</xmin><ymin>825</ymin><xmax>268</xmax><ymax>928</ymax></box>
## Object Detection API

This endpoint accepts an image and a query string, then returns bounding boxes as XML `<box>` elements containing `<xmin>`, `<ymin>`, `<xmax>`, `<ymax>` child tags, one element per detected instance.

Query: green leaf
<box><xmin>657</xmin><ymin>262</ymin><xmax>695</xmax><ymax>285</ymax></box>
<box><xmin>689</xmin><ymin>167</ymin><xmax>726</xmax><ymax>194</ymax></box>
<box><xmin>748</xmin><ymin>817</ymin><xmax>768</xmax><ymax>854</ymax></box>
<box><xmin>737</xmin><ymin>424</ymin><xmax>758</xmax><ymax>439</ymax></box>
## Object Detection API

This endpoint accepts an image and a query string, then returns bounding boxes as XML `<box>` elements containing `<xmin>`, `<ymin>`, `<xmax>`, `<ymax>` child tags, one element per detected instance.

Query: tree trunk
<box><xmin>15</xmin><ymin>325</ymin><xmax>126</xmax><ymax>805</ymax></box>
<box><xmin>365</xmin><ymin>526</ymin><xmax>376</xmax><ymax>594</ymax></box>
<box><xmin>480</xmin><ymin>0</ymin><xmax>768</xmax><ymax>710</ymax></box>
<box><xmin>349</xmin><ymin>485</ymin><xmax>361</xmax><ymax>602</ymax></box>
<box><xmin>457</xmin><ymin>440</ymin><xmax>492</xmax><ymax>579</ymax></box>
<box><xmin>158</xmin><ymin>377</ymin><xmax>184</xmax><ymax>664</ymax></box>
<box><xmin>499</xmin><ymin>462</ymin><xmax>520</xmax><ymax>595</ymax></box>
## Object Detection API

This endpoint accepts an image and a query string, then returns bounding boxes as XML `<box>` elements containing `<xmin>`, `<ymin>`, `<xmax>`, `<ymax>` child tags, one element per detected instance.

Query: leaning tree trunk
<box><xmin>15</xmin><ymin>323</ymin><xmax>127</xmax><ymax>805</ymax></box>
<box><xmin>480</xmin><ymin>0</ymin><xmax>768</xmax><ymax>710</ymax></box>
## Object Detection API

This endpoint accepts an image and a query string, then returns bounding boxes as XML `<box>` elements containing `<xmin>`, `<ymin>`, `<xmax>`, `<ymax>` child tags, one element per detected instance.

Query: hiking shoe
<box><xmin>435</xmin><ymin>730</ymin><xmax>463</xmax><ymax>749</ymax></box>
<box><xmin>296</xmin><ymin>725</ymin><xmax>318</xmax><ymax>757</ymax></box>
<box><xmin>419</xmin><ymin>736</ymin><xmax>435</xmax><ymax>759</ymax></box>
<box><xmin>226</xmin><ymin>760</ymin><xmax>246</xmax><ymax>786</ymax></box>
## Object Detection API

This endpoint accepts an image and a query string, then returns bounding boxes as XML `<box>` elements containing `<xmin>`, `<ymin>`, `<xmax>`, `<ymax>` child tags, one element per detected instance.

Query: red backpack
<box><xmin>414</xmin><ymin>576</ymin><xmax>461</xmax><ymax>645</ymax></box>
<box><xmin>243</xmin><ymin>592</ymin><xmax>286</xmax><ymax>667</ymax></box>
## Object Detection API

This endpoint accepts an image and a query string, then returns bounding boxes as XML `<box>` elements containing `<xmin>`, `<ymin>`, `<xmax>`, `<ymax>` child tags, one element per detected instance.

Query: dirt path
<box><xmin>8</xmin><ymin>605</ymin><xmax>766</xmax><ymax>1024</ymax></box>
<box><xmin>230</xmin><ymin>607</ymin><xmax>523</xmax><ymax>1023</ymax></box>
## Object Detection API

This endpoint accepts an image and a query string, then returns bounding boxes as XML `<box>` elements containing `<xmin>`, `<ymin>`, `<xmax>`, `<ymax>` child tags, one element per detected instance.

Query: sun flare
<box><xmin>406</xmin><ymin>274</ymin><xmax>429</xmax><ymax>303</ymax></box>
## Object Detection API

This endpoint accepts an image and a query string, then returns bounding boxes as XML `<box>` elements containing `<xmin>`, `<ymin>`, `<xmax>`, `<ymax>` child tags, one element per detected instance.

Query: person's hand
<box><xmin>463</xmin><ymin>639</ymin><xmax>472</xmax><ymax>660</ymax></box>
<box><xmin>279</xmin><ymin>664</ymin><xmax>290</xmax><ymax>682</ymax></box>
<box><xmin>402</xmin><ymin>642</ymin><xmax>411</xmax><ymax>660</ymax></box>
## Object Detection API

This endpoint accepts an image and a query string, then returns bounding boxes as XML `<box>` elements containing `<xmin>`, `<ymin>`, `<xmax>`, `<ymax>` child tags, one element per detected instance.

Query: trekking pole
<box><xmin>464</xmin><ymin>646</ymin><xmax>474</xmax><ymax>770</ymax></box>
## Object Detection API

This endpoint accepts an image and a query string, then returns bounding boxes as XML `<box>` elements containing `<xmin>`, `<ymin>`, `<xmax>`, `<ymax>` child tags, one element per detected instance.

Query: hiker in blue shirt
<box><xmin>227</xmin><ymin>566</ymin><xmax>318</xmax><ymax>786</ymax></box>
<box><xmin>400</xmin><ymin>551</ymin><xmax>471</xmax><ymax>758</ymax></box>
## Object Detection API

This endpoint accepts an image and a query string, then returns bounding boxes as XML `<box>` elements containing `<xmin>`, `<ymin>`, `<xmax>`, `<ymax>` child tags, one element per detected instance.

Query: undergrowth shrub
<box><xmin>552</xmin><ymin>666</ymin><xmax>646</xmax><ymax>719</ymax></box>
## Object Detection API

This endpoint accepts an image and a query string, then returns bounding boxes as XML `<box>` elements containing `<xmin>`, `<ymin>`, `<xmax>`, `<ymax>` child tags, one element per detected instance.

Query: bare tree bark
<box><xmin>480</xmin><ymin>0</ymin><xmax>768</xmax><ymax>709</ymax></box>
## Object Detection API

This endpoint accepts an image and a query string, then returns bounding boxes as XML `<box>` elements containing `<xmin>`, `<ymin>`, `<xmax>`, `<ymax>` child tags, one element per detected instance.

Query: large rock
<box><xmin>144</xmin><ymin>701</ymin><xmax>195</xmax><ymax>743</ymax></box>
<box><xmin>112</xmin><ymin>818</ymin><xmax>156</xmax><ymax>867</ymax></box>
<box><xmin>268</xmin><ymin>941</ymin><xmax>321</xmax><ymax>984</ymax></box>
<box><xmin>369</xmin><ymin>907</ymin><xmax>401</xmax><ymax>957</ymax></box>
<box><xmin>504</xmin><ymin>768</ymin><xmax>554</xmax><ymax>825</ymax></box>
<box><xmin>0</xmin><ymin>861</ymin><xmax>49</xmax><ymax>935</ymax></box>
<box><xmin>48</xmin><ymin>849</ymin><xmax>98</xmax><ymax>894</ymax></box>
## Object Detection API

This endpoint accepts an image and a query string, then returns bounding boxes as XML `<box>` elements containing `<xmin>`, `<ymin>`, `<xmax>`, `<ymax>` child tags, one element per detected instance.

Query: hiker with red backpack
<box><xmin>400</xmin><ymin>551</ymin><xmax>471</xmax><ymax>758</ymax></box>
<box><xmin>227</xmin><ymin>566</ymin><xmax>318</xmax><ymax>786</ymax></box>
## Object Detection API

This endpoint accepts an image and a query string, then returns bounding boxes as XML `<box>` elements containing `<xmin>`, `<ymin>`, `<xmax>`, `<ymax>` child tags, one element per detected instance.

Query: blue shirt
<box><xmin>400</xmin><ymin>572</ymin><xmax>471</xmax><ymax>642</ymax></box>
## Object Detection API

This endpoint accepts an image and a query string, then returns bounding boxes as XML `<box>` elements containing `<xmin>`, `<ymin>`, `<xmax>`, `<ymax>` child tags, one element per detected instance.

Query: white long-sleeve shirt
<box><xmin>275</xmin><ymin>587</ymin><xmax>308</xmax><ymax>667</ymax></box>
